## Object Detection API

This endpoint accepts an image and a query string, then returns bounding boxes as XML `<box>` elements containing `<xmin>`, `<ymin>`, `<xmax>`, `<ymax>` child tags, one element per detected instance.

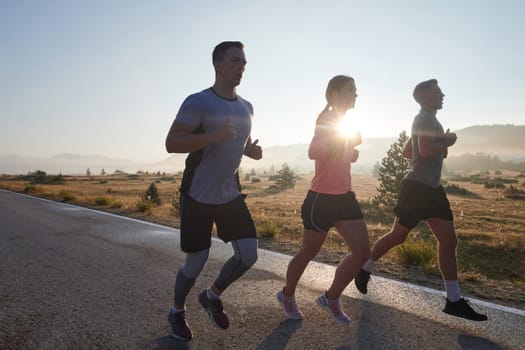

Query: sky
<box><xmin>1</xmin><ymin>0</ymin><xmax>524</xmax><ymax>163</ymax></box>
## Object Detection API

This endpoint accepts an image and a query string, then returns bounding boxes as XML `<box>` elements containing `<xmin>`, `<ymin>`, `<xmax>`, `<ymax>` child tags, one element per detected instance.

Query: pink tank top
<box><xmin>308</xmin><ymin>117</ymin><xmax>354</xmax><ymax>194</ymax></box>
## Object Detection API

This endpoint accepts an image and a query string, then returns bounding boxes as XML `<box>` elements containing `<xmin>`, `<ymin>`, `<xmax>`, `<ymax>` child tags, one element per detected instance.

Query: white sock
<box><xmin>444</xmin><ymin>280</ymin><xmax>461</xmax><ymax>302</ymax></box>
<box><xmin>362</xmin><ymin>259</ymin><xmax>375</xmax><ymax>272</ymax></box>
<box><xmin>206</xmin><ymin>287</ymin><xmax>220</xmax><ymax>300</ymax></box>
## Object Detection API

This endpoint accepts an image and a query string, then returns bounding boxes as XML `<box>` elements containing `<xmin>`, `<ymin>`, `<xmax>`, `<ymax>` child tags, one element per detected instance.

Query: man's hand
<box><xmin>244</xmin><ymin>136</ymin><xmax>262</xmax><ymax>159</ymax></box>
<box><xmin>442</xmin><ymin>128</ymin><xmax>457</xmax><ymax>147</ymax></box>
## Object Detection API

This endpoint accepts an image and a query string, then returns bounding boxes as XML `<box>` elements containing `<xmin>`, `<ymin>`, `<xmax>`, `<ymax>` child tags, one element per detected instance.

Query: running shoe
<box><xmin>276</xmin><ymin>288</ymin><xmax>303</xmax><ymax>320</ymax></box>
<box><xmin>315</xmin><ymin>293</ymin><xmax>351</xmax><ymax>325</ymax></box>
<box><xmin>167</xmin><ymin>307</ymin><xmax>192</xmax><ymax>341</ymax></box>
<box><xmin>354</xmin><ymin>268</ymin><xmax>371</xmax><ymax>294</ymax></box>
<box><xmin>198</xmin><ymin>290</ymin><xmax>230</xmax><ymax>330</ymax></box>
<box><xmin>443</xmin><ymin>298</ymin><xmax>488</xmax><ymax>321</ymax></box>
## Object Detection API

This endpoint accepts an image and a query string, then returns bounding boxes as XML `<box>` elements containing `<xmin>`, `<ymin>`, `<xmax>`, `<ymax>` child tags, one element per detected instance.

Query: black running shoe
<box><xmin>443</xmin><ymin>298</ymin><xmax>488</xmax><ymax>321</ymax></box>
<box><xmin>167</xmin><ymin>308</ymin><xmax>192</xmax><ymax>341</ymax></box>
<box><xmin>354</xmin><ymin>269</ymin><xmax>371</xmax><ymax>294</ymax></box>
<box><xmin>198</xmin><ymin>290</ymin><xmax>229</xmax><ymax>330</ymax></box>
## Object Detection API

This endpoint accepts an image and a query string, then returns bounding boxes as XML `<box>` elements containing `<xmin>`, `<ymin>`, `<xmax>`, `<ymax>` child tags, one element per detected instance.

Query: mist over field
<box><xmin>1</xmin><ymin>125</ymin><xmax>524</xmax><ymax>175</ymax></box>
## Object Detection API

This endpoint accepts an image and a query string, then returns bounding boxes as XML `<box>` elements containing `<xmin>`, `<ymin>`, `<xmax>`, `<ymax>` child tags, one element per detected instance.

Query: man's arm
<box><xmin>165</xmin><ymin>118</ymin><xmax>236</xmax><ymax>153</ymax></box>
<box><xmin>418</xmin><ymin>130</ymin><xmax>456</xmax><ymax>159</ymax></box>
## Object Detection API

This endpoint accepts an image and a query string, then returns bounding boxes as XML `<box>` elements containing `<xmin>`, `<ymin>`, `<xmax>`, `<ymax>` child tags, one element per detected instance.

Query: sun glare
<box><xmin>338</xmin><ymin>116</ymin><xmax>360</xmax><ymax>138</ymax></box>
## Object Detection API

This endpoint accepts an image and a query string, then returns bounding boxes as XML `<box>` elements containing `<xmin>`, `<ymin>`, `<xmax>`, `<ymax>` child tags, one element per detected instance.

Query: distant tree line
<box><xmin>19</xmin><ymin>170</ymin><xmax>64</xmax><ymax>184</ymax></box>
<box><xmin>445</xmin><ymin>153</ymin><xmax>525</xmax><ymax>172</ymax></box>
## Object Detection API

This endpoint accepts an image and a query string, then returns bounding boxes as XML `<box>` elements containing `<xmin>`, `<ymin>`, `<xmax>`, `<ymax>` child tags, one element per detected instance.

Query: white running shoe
<box><xmin>315</xmin><ymin>293</ymin><xmax>351</xmax><ymax>325</ymax></box>
<box><xmin>276</xmin><ymin>289</ymin><xmax>303</xmax><ymax>320</ymax></box>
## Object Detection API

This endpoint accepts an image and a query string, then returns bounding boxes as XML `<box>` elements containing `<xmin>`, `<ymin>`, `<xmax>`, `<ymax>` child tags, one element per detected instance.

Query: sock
<box><xmin>206</xmin><ymin>287</ymin><xmax>220</xmax><ymax>300</ymax></box>
<box><xmin>171</xmin><ymin>306</ymin><xmax>185</xmax><ymax>313</ymax></box>
<box><xmin>444</xmin><ymin>280</ymin><xmax>461</xmax><ymax>302</ymax></box>
<box><xmin>362</xmin><ymin>259</ymin><xmax>375</xmax><ymax>272</ymax></box>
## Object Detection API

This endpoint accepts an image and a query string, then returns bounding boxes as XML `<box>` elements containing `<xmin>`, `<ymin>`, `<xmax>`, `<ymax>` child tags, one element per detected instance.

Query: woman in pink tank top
<box><xmin>276</xmin><ymin>75</ymin><xmax>371</xmax><ymax>325</ymax></box>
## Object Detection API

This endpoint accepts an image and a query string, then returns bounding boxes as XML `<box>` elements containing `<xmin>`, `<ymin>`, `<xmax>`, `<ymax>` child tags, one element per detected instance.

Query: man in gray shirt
<box><xmin>165</xmin><ymin>41</ymin><xmax>263</xmax><ymax>341</ymax></box>
<box><xmin>355</xmin><ymin>79</ymin><xmax>487</xmax><ymax>321</ymax></box>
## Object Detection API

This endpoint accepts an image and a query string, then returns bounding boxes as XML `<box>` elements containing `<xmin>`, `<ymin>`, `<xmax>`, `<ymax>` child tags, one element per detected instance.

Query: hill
<box><xmin>451</xmin><ymin>124</ymin><xmax>525</xmax><ymax>160</ymax></box>
<box><xmin>1</xmin><ymin>124</ymin><xmax>523</xmax><ymax>175</ymax></box>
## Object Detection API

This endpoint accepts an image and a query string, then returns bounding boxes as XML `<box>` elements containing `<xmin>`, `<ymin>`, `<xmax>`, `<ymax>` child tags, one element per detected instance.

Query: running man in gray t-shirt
<box><xmin>164</xmin><ymin>41</ymin><xmax>263</xmax><ymax>341</ymax></box>
<box><xmin>355</xmin><ymin>79</ymin><xmax>487</xmax><ymax>321</ymax></box>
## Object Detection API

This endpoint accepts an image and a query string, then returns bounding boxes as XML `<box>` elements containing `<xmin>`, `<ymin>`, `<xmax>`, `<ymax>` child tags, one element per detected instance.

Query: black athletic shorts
<box><xmin>301</xmin><ymin>190</ymin><xmax>364</xmax><ymax>233</ymax></box>
<box><xmin>394</xmin><ymin>179</ymin><xmax>454</xmax><ymax>229</ymax></box>
<box><xmin>179</xmin><ymin>194</ymin><xmax>257</xmax><ymax>253</ymax></box>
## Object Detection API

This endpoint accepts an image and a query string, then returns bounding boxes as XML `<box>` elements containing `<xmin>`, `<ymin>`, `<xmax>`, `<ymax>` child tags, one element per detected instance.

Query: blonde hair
<box><xmin>319</xmin><ymin>75</ymin><xmax>355</xmax><ymax>116</ymax></box>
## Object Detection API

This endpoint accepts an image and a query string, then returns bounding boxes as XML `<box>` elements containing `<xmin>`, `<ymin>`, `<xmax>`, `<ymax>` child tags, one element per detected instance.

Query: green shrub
<box><xmin>503</xmin><ymin>185</ymin><xmax>525</xmax><ymax>200</ymax></box>
<box><xmin>358</xmin><ymin>199</ymin><xmax>391</xmax><ymax>224</ymax></box>
<box><xmin>395</xmin><ymin>237</ymin><xmax>436</xmax><ymax>268</ymax></box>
<box><xmin>110</xmin><ymin>201</ymin><xmax>123</xmax><ymax>208</ymax></box>
<box><xmin>170</xmin><ymin>196</ymin><xmax>180</xmax><ymax>216</ymax></box>
<box><xmin>251</xmin><ymin>177</ymin><xmax>261</xmax><ymax>183</ymax></box>
<box><xmin>484</xmin><ymin>180</ymin><xmax>506</xmax><ymax>189</ymax></box>
<box><xmin>24</xmin><ymin>170</ymin><xmax>64</xmax><ymax>184</ymax></box>
<box><xmin>257</xmin><ymin>220</ymin><xmax>281</xmax><ymax>238</ymax></box>
<box><xmin>444</xmin><ymin>184</ymin><xmax>476</xmax><ymax>197</ymax></box>
<box><xmin>136</xmin><ymin>199</ymin><xmax>153</xmax><ymax>215</ymax></box>
<box><xmin>58</xmin><ymin>190</ymin><xmax>76</xmax><ymax>202</ymax></box>
<box><xmin>93</xmin><ymin>196</ymin><xmax>110</xmax><ymax>206</ymax></box>
<box><xmin>24</xmin><ymin>184</ymin><xmax>40</xmax><ymax>194</ymax></box>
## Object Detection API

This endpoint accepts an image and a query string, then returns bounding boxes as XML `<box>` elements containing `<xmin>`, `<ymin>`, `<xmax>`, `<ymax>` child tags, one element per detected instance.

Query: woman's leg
<box><xmin>325</xmin><ymin>219</ymin><xmax>370</xmax><ymax>299</ymax></box>
<box><xmin>284</xmin><ymin>229</ymin><xmax>326</xmax><ymax>296</ymax></box>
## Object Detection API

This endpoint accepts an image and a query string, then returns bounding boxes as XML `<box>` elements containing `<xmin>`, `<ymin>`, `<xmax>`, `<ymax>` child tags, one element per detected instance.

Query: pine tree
<box><xmin>374</xmin><ymin>131</ymin><xmax>412</xmax><ymax>208</ymax></box>
<box><xmin>274</xmin><ymin>163</ymin><xmax>297</xmax><ymax>189</ymax></box>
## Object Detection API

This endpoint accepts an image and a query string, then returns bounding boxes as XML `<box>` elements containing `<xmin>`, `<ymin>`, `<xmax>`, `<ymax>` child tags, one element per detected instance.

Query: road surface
<box><xmin>1</xmin><ymin>189</ymin><xmax>524</xmax><ymax>349</ymax></box>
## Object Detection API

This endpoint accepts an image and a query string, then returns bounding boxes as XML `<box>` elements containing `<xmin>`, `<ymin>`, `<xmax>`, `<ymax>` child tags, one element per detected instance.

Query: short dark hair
<box><xmin>413</xmin><ymin>79</ymin><xmax>438</xmax><ymax>103</ymax></box>
<box><xmin>212</xmin><ymin>41</ymin><xmax>244</xmax><ymax>64</ymax></box>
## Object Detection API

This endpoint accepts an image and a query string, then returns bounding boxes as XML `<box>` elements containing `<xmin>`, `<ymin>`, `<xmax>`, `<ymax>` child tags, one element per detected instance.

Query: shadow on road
<box><xmin>457</xmin><ymin>334</ymin><xmax>504</xmax><ymax>350</ymax></box>
<box><xmin>256</xmin><ymin>318</ymin><xmax>303</xmax><ymax>350</ymax></box>
<box><xmin>147</xmin><ymin>336</ymin><xmax>190</xmax><ymax>350</ymax></box>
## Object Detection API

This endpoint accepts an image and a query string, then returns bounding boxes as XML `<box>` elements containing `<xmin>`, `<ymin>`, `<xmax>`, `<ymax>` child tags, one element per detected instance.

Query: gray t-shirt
<box><xmin>175</xmin><ymin>88</ymin><xmax>253</xmax><ymax>204</ymax></box>
<box><xmin>405</xmin><ymin>110</ymin><xmax>445</xmax><ymax>188</ymax></box>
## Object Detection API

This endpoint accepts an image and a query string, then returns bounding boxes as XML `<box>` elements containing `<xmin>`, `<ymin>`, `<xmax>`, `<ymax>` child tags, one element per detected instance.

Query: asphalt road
<box><xmin>1</xmin><ymin>189</ymin><xmax>524</xmax><ymax>350</ymax></box>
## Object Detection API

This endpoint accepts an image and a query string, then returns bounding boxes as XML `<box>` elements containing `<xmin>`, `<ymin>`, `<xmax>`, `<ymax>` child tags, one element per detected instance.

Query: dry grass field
<box><xmin>1</xmin><ymin>171</ymin><xmax>524</xmax><ymax>310</ymax></box>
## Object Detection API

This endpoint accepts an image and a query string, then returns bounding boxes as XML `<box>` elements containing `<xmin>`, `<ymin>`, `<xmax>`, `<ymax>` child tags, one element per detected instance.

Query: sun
<box><xmin>338</xmin><ymin>114</ymin><xmax>369</xmax><ymax>146</ymax></box>
<box><xmin>338</xmin><ymin>115</ymin><xmax>363</xmax><ymax>138</ymax></box>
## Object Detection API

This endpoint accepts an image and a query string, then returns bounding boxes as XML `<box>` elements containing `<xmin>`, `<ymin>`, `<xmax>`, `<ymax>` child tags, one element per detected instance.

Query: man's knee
<box><xmin>241</xmin><ymin>250</ymin><xmax>257</xmax><ymax>267</ymax></box>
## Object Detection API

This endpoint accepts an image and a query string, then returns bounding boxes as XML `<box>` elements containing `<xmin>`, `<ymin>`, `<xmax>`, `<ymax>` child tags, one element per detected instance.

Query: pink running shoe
<box><xmin>276</xmin><ymin>288</ymin><xmax>303</xmax><ymax>320</ymax></box>
<box><xmin>315</xmin><ymin>292</ymin><xmax>350</xmax><ymax>325</ymax></box>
